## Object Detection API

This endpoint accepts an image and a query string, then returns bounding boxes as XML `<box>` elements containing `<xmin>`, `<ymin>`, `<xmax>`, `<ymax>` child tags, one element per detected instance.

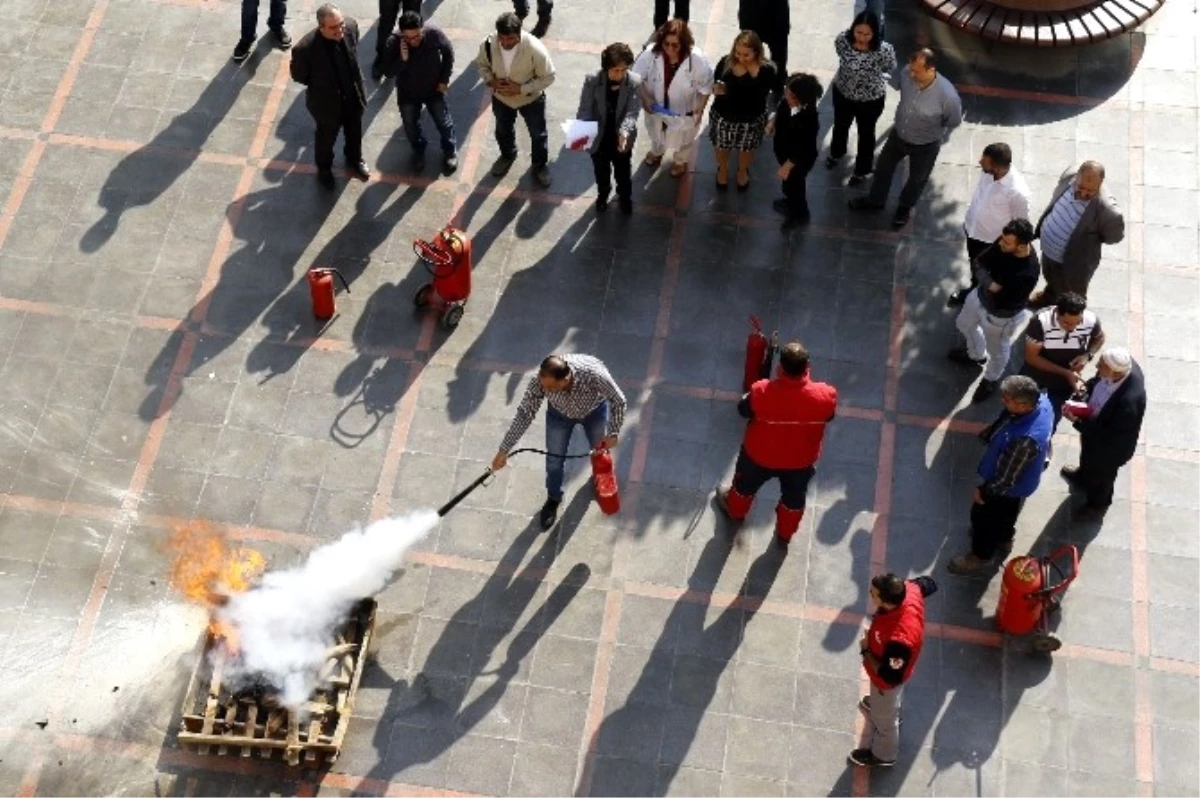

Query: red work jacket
<box><xmin>742</xmin><ymin>374</ymin><xmax>838</xmax><ymax>470</ymax></box>
<box><xmin>864</xmin><ymin>582</ymin><xmax>926</xmax><ymax>691</ymax></box>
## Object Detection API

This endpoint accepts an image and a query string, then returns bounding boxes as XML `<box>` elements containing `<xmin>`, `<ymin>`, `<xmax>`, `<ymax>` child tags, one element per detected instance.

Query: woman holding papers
<box><xmin>576</xmin><ymin>43</ymin><xmax>642</xmax><ymax>214</ymax></box>
<box><xmin>631</xmin><ymin>20</ymin><xmax>714</xmax><ymax>179</ymax></box>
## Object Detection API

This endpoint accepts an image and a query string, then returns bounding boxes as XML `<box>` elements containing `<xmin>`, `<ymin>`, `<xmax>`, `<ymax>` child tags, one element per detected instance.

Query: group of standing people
<box><xmin>256</xmin><ymin>0</ymin><xmax>1149</xmax><ymax>776</ymax></box>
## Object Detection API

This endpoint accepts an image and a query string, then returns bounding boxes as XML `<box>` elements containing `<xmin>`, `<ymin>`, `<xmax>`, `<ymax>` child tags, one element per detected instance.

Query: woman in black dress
<box><xmin>708</xmin><ymin>30</ymin><xmax>777</xmax><ymax>191</ymax></box>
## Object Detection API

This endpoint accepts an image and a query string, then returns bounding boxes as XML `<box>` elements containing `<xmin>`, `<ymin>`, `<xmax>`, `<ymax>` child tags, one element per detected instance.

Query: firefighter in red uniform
<box><xmin>851</xmin><ymin>572</ymin><xmax>937</xmax><ymax>768</ymax></box>
<box><xmin>715</xmin><ymin>341</ymin><xmax>837</xmax><ymax>547</ymax></box>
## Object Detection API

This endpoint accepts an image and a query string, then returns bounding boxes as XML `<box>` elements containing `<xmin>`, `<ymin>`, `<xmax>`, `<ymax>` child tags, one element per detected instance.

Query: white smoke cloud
<box><xmin>217</xmin><ymin>510</ymin><xmax>438</xmax><ymax>709</ymax></box>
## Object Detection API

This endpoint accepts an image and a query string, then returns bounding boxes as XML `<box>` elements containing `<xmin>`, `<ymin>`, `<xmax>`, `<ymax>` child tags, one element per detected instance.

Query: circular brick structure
<box><xmin>920</xmin><ymin>0</ymin><xmax>1165</xmax><ymax>46</ymax></box>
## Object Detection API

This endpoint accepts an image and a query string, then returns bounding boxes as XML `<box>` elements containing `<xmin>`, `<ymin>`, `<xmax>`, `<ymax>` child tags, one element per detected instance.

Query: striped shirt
<box><xmin>499</xmin><ymin>354</ymin><xmax>627</xmax><ymax>454</ymax></box>
<box><xmin>1038</xmin><ymin>181</ymin><xmax>1090</xmax><ymax>263</ymax></box>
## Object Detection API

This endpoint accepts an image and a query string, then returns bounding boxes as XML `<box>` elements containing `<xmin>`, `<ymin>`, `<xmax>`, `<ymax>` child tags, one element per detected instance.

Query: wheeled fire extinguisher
<box><xmin>743</xmin><ymin>315</ymin><xmax>779</xmax><ymax>391</ymax></box>
<box><xmin>995</xmin><ymin>544</ymin><xmax>1079</xmax><ymax>653</ymax></box>
<box><xmin>590</xmin><ymin>444</ymin><xmax>621</xmax><ymax>515</ymax></box>
<box><xmin>413</xmin><ymin>226</ymin><xmax>473</xmax><ymax>330</ymax></box>
<box><xmin>308</xmin><ymin>268</ymin><xmax>350</xmax><ymax>320</ymax></box>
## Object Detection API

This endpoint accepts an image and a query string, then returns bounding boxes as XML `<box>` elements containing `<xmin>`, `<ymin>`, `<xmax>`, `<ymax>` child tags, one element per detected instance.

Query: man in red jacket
<box><xmin>715</xmin><ymin>342</ymin><xmax>838</xmax><ymax>547</ymax></box>
<box><xmin>851</xmin><ymin>573</ymin><xmax>936</xmax><ymax>768</ymax></box>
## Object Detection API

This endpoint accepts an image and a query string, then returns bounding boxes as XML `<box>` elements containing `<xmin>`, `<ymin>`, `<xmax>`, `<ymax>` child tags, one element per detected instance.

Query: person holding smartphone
<box><xmin>389</xmin><ymin>11</ymin><xmax>458</xmax><ymax>174</ymax></box>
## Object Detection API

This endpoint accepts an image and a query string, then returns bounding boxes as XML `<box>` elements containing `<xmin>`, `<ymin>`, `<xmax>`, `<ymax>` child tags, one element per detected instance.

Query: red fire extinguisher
<box><xmin>995</xmin><ymin>545</ymin><xmax>1079</xmax><ymax>636</ymax></box>
<box><xmin>590</xmin><ymin>445</ymin><xmax>620</xmax><ymax>515</ymax></box>
<box><xmin>308</xmin><ymin>268</ymin><xmax>350</xmax><ymax>320</ymax></box>
<box><xmin>743</xmin><ymin>315</ymin><xmax>778</xmax><ymax>392</ymax></box>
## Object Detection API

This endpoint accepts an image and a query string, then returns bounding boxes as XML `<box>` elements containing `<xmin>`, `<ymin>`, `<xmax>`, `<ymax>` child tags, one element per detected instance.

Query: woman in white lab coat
<box><xmin>631</xmin><ymin>20</ymin><xmax>714</xmax><ymax>178</ymax></box>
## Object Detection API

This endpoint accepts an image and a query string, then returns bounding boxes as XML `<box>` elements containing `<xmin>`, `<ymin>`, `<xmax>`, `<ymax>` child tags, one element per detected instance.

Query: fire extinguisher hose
<box><xmin>435</xmin><ymin>447</ymin><xmax>597</xmax><ymax>517</ymax></box>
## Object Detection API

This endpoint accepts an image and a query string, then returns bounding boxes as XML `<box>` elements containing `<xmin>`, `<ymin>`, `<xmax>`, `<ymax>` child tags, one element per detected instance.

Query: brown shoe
<box><xmin>669</xmin><ymin>162</ymin><xmax>687</xmax><ymax>178</ymax></box>
<box><xmin>948</xmin><ymin>552</ymin><xmax>992</xmax><ymax>576</ymax></box>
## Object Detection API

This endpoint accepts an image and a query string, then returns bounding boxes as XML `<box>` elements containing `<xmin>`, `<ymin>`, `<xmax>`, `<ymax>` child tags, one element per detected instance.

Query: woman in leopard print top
<box><xmin>827</xmin><ymin>11</ymin><xmax>896</xmax><ymax>184</ymax></box>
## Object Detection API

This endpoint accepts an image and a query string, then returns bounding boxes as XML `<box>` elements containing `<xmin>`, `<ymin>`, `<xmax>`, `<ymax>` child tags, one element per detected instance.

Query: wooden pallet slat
<box><xmin>176</xmin><ymin>599</ymin><xmax>376</xmax><ymax>767</ymax></box>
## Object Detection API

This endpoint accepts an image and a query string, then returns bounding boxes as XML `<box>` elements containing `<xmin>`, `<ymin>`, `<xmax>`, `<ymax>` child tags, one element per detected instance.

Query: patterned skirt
<box><xmin>708</xmin><ymin>109</ymin><xmax>768</xmax><ymax>151</ymax></box>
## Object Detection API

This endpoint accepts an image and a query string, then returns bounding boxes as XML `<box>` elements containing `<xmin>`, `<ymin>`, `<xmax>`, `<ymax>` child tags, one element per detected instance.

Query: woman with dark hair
<box><xmin>768</xmin><ymin>73</ymin><xmax>823</xmax><ymax>226</ymax></box>
<box><xmin>827</xmin><ymin>10</ymin><xmax>896</xmax><ymax>185</ymax></box>
<box><xmin>708</xmin><ymin>30</ymin><xmax>777</xmax><ymax>191</ymax></box>
<box><xmin>576</xmin><ymin>42</ymin><xmax>642</xmax><ymax>213</ymax></box>
<box><xmin>631</xmin><ymin>20</ymin><xmax>714</xmax><ymax>178</ymax></box>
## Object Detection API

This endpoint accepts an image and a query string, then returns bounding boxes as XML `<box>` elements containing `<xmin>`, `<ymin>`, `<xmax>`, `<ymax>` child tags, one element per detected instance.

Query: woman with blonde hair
<box><xmin>631</xmin><ymin>19</ymin><xmax>714</xmax><ymax>178</ymax></box>
<box><xmin>708</xmin><ymin>30</ymin><xmax>778</xmax><ymax>191</ymax></box>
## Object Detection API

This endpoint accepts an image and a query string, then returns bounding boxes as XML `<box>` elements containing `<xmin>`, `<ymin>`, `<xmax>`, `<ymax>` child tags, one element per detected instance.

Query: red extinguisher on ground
<box><xmin>590</xmin><ymin>444</ymin><xmax>621</xmax><ymax>515</ymax></box>
<box><xmin>413</xmin><ymin>225</ymin><xmax>473</xmax><ymax>329</ymax></box>
<box><xmin>996</xmin><ymin>544</ymin><xmax>1079</xmax><ymax>641</ymax></box>
<box><xmin>743</xmin><ymin>315</ymin><xmax>779</xmax><ymax>391</ymax></box>
<box><xmin>308</xmin><ymin>268</ymin><xmax>350</xmax><ymax>320</ymax></box>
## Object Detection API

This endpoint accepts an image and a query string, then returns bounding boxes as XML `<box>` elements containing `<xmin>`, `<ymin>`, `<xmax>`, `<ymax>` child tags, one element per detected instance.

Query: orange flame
<box><xmin>166</xmin><ymin>522</ymin><xmax>266</xmax><ymax>653</ymax></box>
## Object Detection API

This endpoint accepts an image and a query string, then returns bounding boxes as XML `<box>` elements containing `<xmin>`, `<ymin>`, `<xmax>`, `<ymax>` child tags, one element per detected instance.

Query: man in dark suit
<box><xmin>1062</xmin><ymin>347</ymin><xmax>1146</xmax><ymax>521</ymax></box>
<box><xmin>290</xmin><ymin>3</ymin><xmax>370</xmax><ymax>188</ymax></box>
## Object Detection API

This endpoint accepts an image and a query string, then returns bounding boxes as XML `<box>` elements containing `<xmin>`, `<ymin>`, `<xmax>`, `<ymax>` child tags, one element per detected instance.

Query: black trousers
<box><xmin>958</xmin><ymin>236</ymin><xmax>991</xmax><ymax>290</ymax></box>
<box><xmin>969</xmin><ymin>493</ymin><xmax>1024</xmax><ymax>559</ymax></box>
<box><xmin>653</xmin><ymin>0</ymin><xmax>691</xmax><ymax>28</ymax></box>
<box><xmin>1076</xmin><ymin>452</ymin><xmax>1119</xmax><ymax>509</ymax></box>
<box><xmin>829</xmin><ymin>87</ymin><xmax>884</xmax><ymax>177</ymax></box>
<box><xmin>592</xmin><ymin>146</ymin><xmax>632</xmax><ymax>201</ymax></box>
<box><xmin>376</xmin><ymin>0</ymin><xmax>422</xmax><ymax>58</ymax></box>
<box><xmin>865</xmin><ymin>131</ymin><xmax>941</xmax><ymax>210</ymax></box>
<box><xmin>314</xmin><ymin>103</ymin><xmax>364</xmax><ymax>172</ymax></box>
<box><xmin>762</xmin><ymin>32</ymin><xmax>788</xmax><ymax>91</ymax></box>
<box><xmin>514</xmin><ymin>0</ymin><xmax>553</xmax><ymax>19</ymax></box>
<box><xmin>781</xmin><ymin>164</ymin><xmax>810</xmax><ymax>217</ymax></box>
<box><xmin>732</xmin><ymin>449</ymin><xmax>816</xmax><ymax>509</ymax></box>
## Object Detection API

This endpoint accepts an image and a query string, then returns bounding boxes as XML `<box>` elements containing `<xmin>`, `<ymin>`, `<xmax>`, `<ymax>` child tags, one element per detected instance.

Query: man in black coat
<box><xmin>738</xmin><ymin>0</ymin><xmax>789</xmax><ymax>92</ymax></box>
<box><xmin>1061</xmin><ymin>347</ymin><xmax>1147</xmax><ymax>521</ymax></box>
<box><xmin>290</xmin><ymin>3</ymin><xmax>370</xmax><ymax>188</ymax></box>
<box><xmin>770</xmin><ymin>73</ymin><xmax>821</xmax><ymax>227</ymax></box>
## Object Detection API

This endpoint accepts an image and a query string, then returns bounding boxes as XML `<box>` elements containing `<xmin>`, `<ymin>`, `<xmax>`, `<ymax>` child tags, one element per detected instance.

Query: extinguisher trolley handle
<box><xmin>1036</xmin><ymin>544</ymin><xmax>1080</xmax><ymax>598</ymax></box>
<box><xmin>748</xmin><ymin>314</ymin><xmax>763</xmax><ymax>336</ymax></box>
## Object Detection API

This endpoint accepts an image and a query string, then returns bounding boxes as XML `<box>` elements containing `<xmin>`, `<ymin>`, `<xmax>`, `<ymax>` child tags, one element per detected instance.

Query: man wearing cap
<box><xmin>949</xmin><ymin>375</ymin><xmax>1054</xmax><ymax>576</ymax></box>
<box><xmin>1062</xmin><ymin>348</ymin><xmax>1146</xmax><ymax>521</ymax></box>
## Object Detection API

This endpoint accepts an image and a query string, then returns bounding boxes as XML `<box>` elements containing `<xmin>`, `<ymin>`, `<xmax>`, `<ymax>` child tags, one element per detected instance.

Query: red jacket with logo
<box><xmin>742</xmin><ymin>374</ymin><xmax>838</xmax><ymax>470</ymax></box>
<box><xmin>864</xmin><ymin>582</ymin><xmax>926</xmax><ymax>690</ymax></box>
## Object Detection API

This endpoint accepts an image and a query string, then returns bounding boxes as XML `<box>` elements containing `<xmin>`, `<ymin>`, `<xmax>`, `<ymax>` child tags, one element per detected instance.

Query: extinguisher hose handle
<box><xmin>506</xmin><ymin>446</ymin><xmax>593</xmax><ymax>460</ymax></box>
<box><xmin>329</xmin><ymin>269</ymin><xmax>350</xmax><ymax>294</ymax></box>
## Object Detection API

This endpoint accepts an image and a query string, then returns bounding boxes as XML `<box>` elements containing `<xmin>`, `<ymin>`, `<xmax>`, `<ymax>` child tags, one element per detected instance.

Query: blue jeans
<box><xmin>399</xmin><ymin>95</ymin><xmax>457</xmax><ymax>155</ymax></box>
<box><xmin>545</xmin><ymin>403</ymin><xmax>608</xmax><ymax>501</ymax></box>
<box><xmin>241</xmin><ymin>0</ymin><xmax>286</xmax><ymax>40</ymax></box>
<box><xmin>492</xmin><ymin>94</ymin><xmax>549</xmax><ymax>167</ymax></box>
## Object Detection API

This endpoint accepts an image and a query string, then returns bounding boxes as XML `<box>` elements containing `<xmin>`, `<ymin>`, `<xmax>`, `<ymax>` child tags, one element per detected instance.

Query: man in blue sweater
<box><xmin>948</xmin><ymin>375</ymin><xmax>1053</xmax><ymax>576</ymax></box>
<box><xmin>386</xmin><ymin>12</ymin><xmax>458</xmax><ymax>174</ymax></box>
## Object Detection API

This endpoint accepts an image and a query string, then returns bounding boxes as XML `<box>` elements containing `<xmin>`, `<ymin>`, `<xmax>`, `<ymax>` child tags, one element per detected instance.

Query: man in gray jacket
<box><xmin>849</xmin><ymin>47</ymin><xmax>962</xmax><ymax>229</ymax></box>
<box><xmin>477</xmin><ymin>12</ymin><xmax>556</xmax><ymax>188</ymax></box>
<box><xmin>1030</xmin><ymin>161</ymin><xmax>1125</xmax><ymax>306</ymax></box>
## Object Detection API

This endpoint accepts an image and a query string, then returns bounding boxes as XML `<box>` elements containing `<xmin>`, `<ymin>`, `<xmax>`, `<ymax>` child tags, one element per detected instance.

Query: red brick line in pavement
<box><xmin>5</xmin><ymin>2</ymin><xmax>109</xmax><ymax>794</ymax></box>
<box><xmin>365</xmin><ymin>90</ymin><xmax>494</xmax><ymax>523</ymax></box>
<box><xmin>1124</xmin><ymin>80</ymin><xmax>1155</xmax><ymax>795</ymax></box>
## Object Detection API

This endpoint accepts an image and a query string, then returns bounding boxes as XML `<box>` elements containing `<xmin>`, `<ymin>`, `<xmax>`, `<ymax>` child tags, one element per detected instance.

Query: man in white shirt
<box><xmin>948</xmin><ymin>143</ymin><xmax>1031</xmax><ymax>307</ymax></box>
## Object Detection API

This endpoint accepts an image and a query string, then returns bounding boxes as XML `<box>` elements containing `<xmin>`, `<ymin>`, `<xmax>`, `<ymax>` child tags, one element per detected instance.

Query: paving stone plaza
<box><xmin>0</xmin><ymin>0</ymin><xmax>1197</xmax><ymax>794</ymax></box>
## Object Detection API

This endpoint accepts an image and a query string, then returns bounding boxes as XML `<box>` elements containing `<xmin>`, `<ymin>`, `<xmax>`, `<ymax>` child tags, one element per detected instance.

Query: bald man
<box><xmin>1031</xmin><ymin>161</ymin><xmax>1125</xmax><ymax>306</ymax></box>
<box><xmin>1062</xmin><ymin>347</ymin><xmax>1146</xmax><ymax>522</ymax></box>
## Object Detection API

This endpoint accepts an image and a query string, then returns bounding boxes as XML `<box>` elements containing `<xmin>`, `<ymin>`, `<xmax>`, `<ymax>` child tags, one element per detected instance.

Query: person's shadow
<box><xmin>80</xmin><ymin>57</ymin><xmax>271</xmax><ymax>254</ymax></box>
<box><xmin>354</xmin><ymin>490</ymin><xmax>592</xmax><ymax>784</ymax></box>
<box><xmin>581</xmin><ymin>531</ymin><xmax>786</xmax><ymax>796</ymax></box>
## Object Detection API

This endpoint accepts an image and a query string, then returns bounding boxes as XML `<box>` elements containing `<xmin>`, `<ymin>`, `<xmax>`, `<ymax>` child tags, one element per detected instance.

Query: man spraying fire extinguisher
<box><xmin>491</xmin><ymin>354</ymin><xmax>627</xmax><ymax>530</ymax></box>
<box><xmin>715</xmin><ymin>341</ymin><xmax>837</xmax><ymax>548</ymax></box>
<box><xmin>850</xmin><ymin>572</ymin><xmax>936</xmax><ymax>769</ymax></box>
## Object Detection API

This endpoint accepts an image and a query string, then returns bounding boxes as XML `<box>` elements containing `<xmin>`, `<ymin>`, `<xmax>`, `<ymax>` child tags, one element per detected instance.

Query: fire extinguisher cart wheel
<box><xmin>1029</xmin><ymin>631</ymin><xmax>1062</xmax><ymax>654</ymax></box>
<box><xmin>441</xmin><ymin>303</ymin><xmax>465</xmax><ymax>330</ymax></box>
<box><xmin>413</xmin><ymin>284</ymin><xmax>434</xmax><ymax>308</ymax></box>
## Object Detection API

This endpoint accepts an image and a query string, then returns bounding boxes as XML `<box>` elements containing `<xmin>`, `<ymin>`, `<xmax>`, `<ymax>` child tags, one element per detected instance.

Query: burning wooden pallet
<box><xmin>177</xmin><ymin>598</ymin><xmax>376</xmax><ymax>766</ymax></box>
